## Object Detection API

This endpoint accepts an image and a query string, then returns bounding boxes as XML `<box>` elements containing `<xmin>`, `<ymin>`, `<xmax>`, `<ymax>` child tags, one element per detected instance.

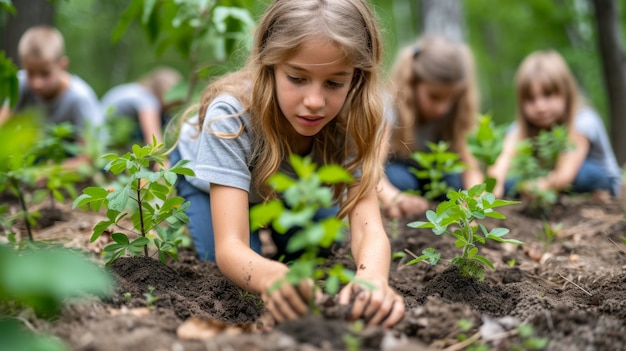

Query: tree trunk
<box><xmin>1</xmin><ymin>0</ymin><xmax>54</xmax><ymax>66</ymax></box>
<box><xmin>419</xmin><ymin>0</ymin><xmax>464</xmax><ymax>42</ymax></box>
<box><xmin>590</xmin><ymin>0</ymin><xmax>626</xmax><ymax>166</ymax></box>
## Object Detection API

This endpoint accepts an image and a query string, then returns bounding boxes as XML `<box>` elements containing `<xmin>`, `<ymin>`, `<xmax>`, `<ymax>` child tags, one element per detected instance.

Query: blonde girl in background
<box><xmin>490</xmin><ymin>50</ymin><xmax>621</xmax><ymax>199</ymax></box>
<box><xmin>170</xmin><ymin>0</ymin><xmax>404</xmax><ymax>327</ymax></box>
<box><xmin>378</xmin><ymin>35</ymin><xmax>483</xmax><ymax>219</ymax></box>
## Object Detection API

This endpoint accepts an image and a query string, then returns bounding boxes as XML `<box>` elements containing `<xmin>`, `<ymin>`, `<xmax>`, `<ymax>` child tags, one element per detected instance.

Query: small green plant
<box><xmin>123</xmin><ymin>292</ymin><xmax>132</xmax><ymax>302</ymax></box>
<box><xmin>536</xmin><ymin>220</ymin><xmax>562</xmax><ymax>252</ymax></box>
<box><xmin>407</xmin><ymin>183</ymin><xmax>522</xmax><ymax>281</ymax></box>
<box><xmin>467</xmin><ymin>114</ymin><xmax>506</xmax><ymax>192</ymax></box>
<box><xmin>73</xmin><ymin>137</ymin><xmax>194</xmax><ymax>265</ymax></box>
<box><xmin>143</xmin><ymin>286</ymin><xmax>159</xmax><ymax>309</ymax></box>
<box><xmin>507</xmin><ymin>259</ymin><xmax>517</xmax><ymax>267</ymax></box>
<box><xmin>342</xmin><ymin>319</ymin><xmax>364</xmax><ymax>351</ymax></box>
<box><xmin>390</xmin><ymin>218</ymin><xmax>399</xmax><ymax>239</ymax></box>
<box><xmin>509</xmin><ymin>126</ymin><xmax>574</xmax><ymax>208</ymax></box>
<box><xmin>512</xmin><ymin>324</ymin><xmax>549</xmax><ymax>350</ymax></box>
<box><xmin>410</xmin><ymin>140</ymin><xmax>466</xmax><ymax>200</ymax></box>
<box><xmin>250</xmin><ymin>155</ymin><xmax>355</xmax><ymax>302</ymax></box>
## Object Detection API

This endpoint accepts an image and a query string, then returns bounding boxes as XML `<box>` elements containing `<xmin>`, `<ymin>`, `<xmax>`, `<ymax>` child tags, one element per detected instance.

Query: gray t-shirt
<box><xmin>101</xmin><ymin>83</ymin><xmax>160</xmax><ymax>119</ymax></box>
<box><xmin>508</xmin><ymin>107</ymin><xmax>621</xmax><ymax>195</ymax></box>
<box><xmin>178</xmin><ymin>94</ymin><xmax>354</xmax><ymax>204</ymax></box>
<box><xmin>574</xmin><ymin>107</ymin><xmax>621</xmax><ymax>196</ymax></box>
<box><xmin>15</xmin><ymin>70</ymin><xmax>103</xmax><ymax>136</ymax></box>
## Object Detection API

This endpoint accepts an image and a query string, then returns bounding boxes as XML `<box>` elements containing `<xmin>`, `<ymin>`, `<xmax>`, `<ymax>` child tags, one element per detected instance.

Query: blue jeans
<box><xmin>385</xmin><ymin>161</ymin><xmax>463</xmax><ymax>200</ymax></box>
<box><xmin>170</xmin><ymin>149</ymin><xmax>339</xmax><ymax>262</ymax></box>
<box><xmin>504</xmin><ymin>159</ymin><xmax>614</xmax><ymax>197</ymax></box>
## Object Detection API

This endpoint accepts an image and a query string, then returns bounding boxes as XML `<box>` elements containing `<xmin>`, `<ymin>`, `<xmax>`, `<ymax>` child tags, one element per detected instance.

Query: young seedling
<box><xmin>250</xmin><ymin>155</ymin><xmax>355</xmax><ymax>304</ymax></box>
<box><xmin>73</xmin><ymin>137</ymin><xmax>194</xmax><ymax>265</ymax></box>
<box><xmin>407</xmin><ymin>183</ymin><xmax>522</xmax><ymax>281</ymax></box>
<box><xmin>143</xmin><ymin>286</ymin><xmax>159</xmax><ymax>309</ymax></box>
<box><xmin>467</xmin><ymin>114</ymin><xmax>506</xmax><ymax>192</ymax></box>
<box><xmin>509</xmin><ymin>126</ymin><xmax>574</xmax><ymax>209</ymax></box>
<box><xmin>410</xmin><ymin>140</ymin><xmax>466</xmax><ymax>200</ymax></box>
<box><xmin>536</xmin><ymin>220</ymin><xmax>562</xmax><ymax>253</ymax></box>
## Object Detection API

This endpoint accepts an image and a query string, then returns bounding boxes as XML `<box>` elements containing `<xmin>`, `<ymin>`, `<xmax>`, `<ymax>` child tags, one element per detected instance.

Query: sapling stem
<box><xmin>136</xmin><ymin>178</ymin><xmax>148</xmax><ymax>257</ymax></box>
<box><xmin>13</xmin><ymin>180</ymin><xmax>33</xmax><ymax>241</ymax></box>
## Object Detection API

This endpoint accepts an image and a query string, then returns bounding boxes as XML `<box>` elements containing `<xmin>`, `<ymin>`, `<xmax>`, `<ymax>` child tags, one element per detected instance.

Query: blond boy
<box><xmin>0</xmin><ymin>25</ymin><xmax>103</xmax><ymax>168</ymax></box>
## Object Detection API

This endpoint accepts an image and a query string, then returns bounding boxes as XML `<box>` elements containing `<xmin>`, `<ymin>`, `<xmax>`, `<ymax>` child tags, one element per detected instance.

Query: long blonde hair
<box><xmin>515</xmin><ymin>50</ymin><xmax>581</xmax><ymax>138</ymax></box>
<box><xmin>187</xmin><ymin>0</ymin><xmax>384</xmax><ymax>218</ymax></box>
<box><xmin>390</xmin><ymin>35</ymin><xmax>479</xmax><ymax>158</ymax></box>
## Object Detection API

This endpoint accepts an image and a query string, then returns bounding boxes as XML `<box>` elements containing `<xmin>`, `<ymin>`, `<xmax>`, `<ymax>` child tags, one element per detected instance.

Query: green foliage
<box><xmin>0</xmin><ymin>50</ymin><xmax>18</xmax><ymax>108</ymax></box>
<box><xmin>0</xmin><ymin>242</ymin><xmax>112</xmax><ymax>351</ymax></box>
<box><xmin>0</xmin><ymin>319</ymin><xmax>67</xmax><ymax>351</ymax></box>
<box><xmin>0</xmin><ymin>244</ymin><xmax>113</xmax><ymax>318</ymax></box>
<box><xmin>467</xmin><ymin>114</ymin><xmax>506</xmax><ymax>191</ymax></box>
<box><xmin>250</xmin><ymin>155</ymin><xmax>354</xmax><ymax>296</ymax></box>
<box><xmin>73</xmin><ymin>137</ymin><xmax>194</xmax><ymax>265</ymax></box>
<box><xmin>509</xmin><ymin>126</ymin><xmax>574</xmax><ymax>207</ymax></box>
<box><xmin>410</xmin><ymin>141</ymin><xmax>466</xmax><ymax>200</ymax></box>
<box><xmin>407</xmin><ymin>183</ymin><xmax>522</xmax><ymax>281</ymax></box>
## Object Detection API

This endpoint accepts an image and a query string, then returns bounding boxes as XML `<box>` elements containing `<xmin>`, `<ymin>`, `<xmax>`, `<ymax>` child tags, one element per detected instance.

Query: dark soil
<box><xmin>5</xmin><ymin>195</ymin><xmax>626</xmax><ymax>351</ymax></box>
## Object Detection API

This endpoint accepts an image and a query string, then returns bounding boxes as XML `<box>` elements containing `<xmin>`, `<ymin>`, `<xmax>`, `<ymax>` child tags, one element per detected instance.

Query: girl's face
<box><xmin>274</xmin><ymin>38</ymin><xmax>355</xmax><ymax>143</ymax></box>
<box><xmin>522</xmin><ymin>81</ymin><xmax>566</xmax><ymax>128</ymax></box>
<box><xmin>415</xmin><ymin>81</ymin><xmax>458</xmax><ymax>121</ymax></box>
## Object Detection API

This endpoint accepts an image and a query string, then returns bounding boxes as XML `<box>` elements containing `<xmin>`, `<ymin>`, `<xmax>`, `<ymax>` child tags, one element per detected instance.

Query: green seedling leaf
<box><xmin>318</xmin><ymin>164</ymin><xmax>354</xmax><ymax>184</ymax></box>
<box><xmin>406</xmin><ymin>248</ymin><xmax>440</xmax><ymax>266</ymax></box>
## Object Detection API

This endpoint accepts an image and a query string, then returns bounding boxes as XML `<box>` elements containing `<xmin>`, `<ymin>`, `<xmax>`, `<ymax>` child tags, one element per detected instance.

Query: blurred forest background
<box><xmin>1</xmin><ymin>0</ymin><xmax>625</xmax><ymax>163</ymax></box>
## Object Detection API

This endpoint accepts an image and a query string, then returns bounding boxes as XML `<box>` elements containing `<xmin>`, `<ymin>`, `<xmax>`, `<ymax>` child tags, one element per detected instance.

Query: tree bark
<box><xmin>419</xmin><ymin>0</ymin><xmax>464</xmax><ymax>42</ymax></box>
<box><xmin>591</xmin><ymin>0</ymin><xmax>626</xmax><ymax>165</ymax></box>
<box><xmin>1</xmin><ymin>0</ymin><xmax>54</xmax><ymax>66</ymax></box>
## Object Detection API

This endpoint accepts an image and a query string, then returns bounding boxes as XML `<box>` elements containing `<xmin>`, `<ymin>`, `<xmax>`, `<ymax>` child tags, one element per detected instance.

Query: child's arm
<box><xmin>137</xmin><ymin>108</ymin><xmax>163</xmax><ymax>144</ymax></box>
<box><xmin>0</xmin><ymin>103</ymin><xmax>10</xmax><ymax>125</ymax></box>
<box><xmin>542</xmin><ymin>131</ymin><xmax>589</xmax><ymax>191</ymax></box>
<box><xmin>376</xmin><ymin>123</ymin><xmax>428</xmax><ymax>218</ymax></box>
<box><xmin>488</xmin><ymin>131</ymin><xmax>519</xmax><ymax>198</ymax></box>
<box><xmin>339</xmin><ymin>186</ymin><xmax>405</xmax><ymax>327</ymax></box>
<box><xmin>210</xmin><ymin>183</ymin><xmax>312</xmax><ymax>323</ymax></box>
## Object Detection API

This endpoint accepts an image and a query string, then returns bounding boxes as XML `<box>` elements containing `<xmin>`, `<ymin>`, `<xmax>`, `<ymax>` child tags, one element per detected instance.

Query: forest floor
<box><xmin>5</xmin><ymin>192</ymin><xmax>626</xmax><ymax>351</ymax></box>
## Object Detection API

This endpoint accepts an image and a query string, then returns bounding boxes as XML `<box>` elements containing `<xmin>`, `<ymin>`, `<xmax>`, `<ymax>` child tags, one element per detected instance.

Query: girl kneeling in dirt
<box><xmin>377</xmin><ymin>35</ymin><xmax>483</xmax><ymax>219</ymax></box>
<box><xmin>169</xmin><ymin>0</ymin><xmax>404</xmax><ymax>327</ymax></box>
<box><xmin>489</xmin><ymin>50</ymin><xmax>621</xmax><ymax>200</ymax></box>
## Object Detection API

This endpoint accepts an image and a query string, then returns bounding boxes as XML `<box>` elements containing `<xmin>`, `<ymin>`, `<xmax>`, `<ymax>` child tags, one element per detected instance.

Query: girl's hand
<box><xmin>261</xmin><ymin>277</ymin><xmax>316</xmax><ymax>324</ymax></box>
<box><xmin>338</xmin><ymin>279</ymin><xmax>405</xmax><ymax>328</ymax></box>
<box><xmin>384</xmin><ymin>192</ymin><xmax>429</xmax><ymax>219</ymax></box>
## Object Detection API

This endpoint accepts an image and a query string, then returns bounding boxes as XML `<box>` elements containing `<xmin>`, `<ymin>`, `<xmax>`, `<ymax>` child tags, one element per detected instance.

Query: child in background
<box><xmin>170</xmin><ymin>0</ymin><xmax>404</xmax><ymax>327</ymax></box>
<box><xmin>378</xmin><ymin>35</ymin><xmax>483</xmax><ymax>219</ymax></box>
<box><xmin>0</xmin><ymin>25</ymin><xmax>103</xmax><ymax>169</ymax></box>
<box><xmin>490</xmin><ymin>50</ymin><xmax>621</xmax><ymax>200</ymax></box>
<box><xmin>101</xmin><ymin>67</ymin><xmax>182</xmax><ymax>146</ymax></box>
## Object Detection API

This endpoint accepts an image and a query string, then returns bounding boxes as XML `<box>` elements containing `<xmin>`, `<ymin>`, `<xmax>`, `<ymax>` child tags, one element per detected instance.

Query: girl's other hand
<box><xmin>384</xmin><ymin>192</ymin><xmax>429</xmax><ymax>219</ymax></box>
<box><xmin>338</xmin><ymin>279</ymin><xmax>405</xmax><ymax>328</ymax></box>
<box><xmin>261</xmin><ymin>278</ymin><xmax>316</xmax><ymax>324</ymax></box>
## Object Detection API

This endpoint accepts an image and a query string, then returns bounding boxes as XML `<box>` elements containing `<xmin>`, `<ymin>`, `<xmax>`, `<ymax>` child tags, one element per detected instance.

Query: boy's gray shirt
<box><xmin>15</xmin><ymin>70</ymin><xmax>104</xmax><ymax>134</ymax></box>
<box><xmin>101</xmin><ymin>83</ymin><xmax>160</xmax><ymax>119</ymax></box>
<box><xmin>508</xmin><ymin>106</ymin><xmax>621</xmax><ymax>196</ymax></box>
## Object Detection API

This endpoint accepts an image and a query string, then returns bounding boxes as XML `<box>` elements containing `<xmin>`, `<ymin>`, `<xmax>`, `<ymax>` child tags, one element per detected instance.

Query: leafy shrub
<box><xmin>73</xmin><ymin>138</ymin><xmax>194</xmax><ymax>264</ymax></box>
